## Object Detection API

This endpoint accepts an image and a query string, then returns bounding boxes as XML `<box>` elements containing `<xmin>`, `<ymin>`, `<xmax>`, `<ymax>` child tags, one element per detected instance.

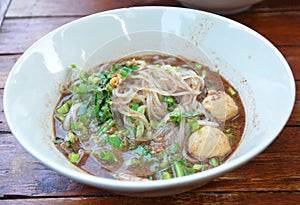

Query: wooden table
<box><xmin>0</xmin><ymin>0</ymin><xmax>299</xmax><ymax>204</ymax></box>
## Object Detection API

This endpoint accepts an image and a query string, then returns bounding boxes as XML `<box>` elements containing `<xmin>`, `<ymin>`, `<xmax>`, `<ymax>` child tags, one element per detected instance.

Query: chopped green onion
<box><xmin>136</xmin><ymin>121</ymin><xmax>144</xmax><ymax>138</ymax></box>
<box><xmin>209</xmin><ymin>158</ymin><xmax>219</xmax><ymax>167</ymax></box>
<box><xmin>67</xmin><ymin>131</ymin><xmax>77</xmax><ymax>143</ymax></box>
<box><xmin>225</xmin><ymin>128</ymin><xmax>232</xmax><ymax>137</ymax></box>
<box><xmin>131</xmin><ymin>103</ymin><xmax>140</xmax><ymax>111</ymax></box>
<box><xmin>182</xmin><ymin>111</ymin><xmax>202</xmax><ymax>118</ymax></box>
<box><xmin>79</xmin><ymin>115</ymin><xmax>89</xmax><ymax>126</ymax></box>
<box><xmin>228</xmin><ymin>87</ymin><xmax>237</xmax><ymax>96</ymax></box>
<box><xmin>182</xmin><ymin>166</ymin><xmax>195</xmax><ymax>175</ymax></box>
<box><xmin>116</xmin><ymin>64</ymin><xmax>139</xmax><ymax>79</ymax></box>
<box><xmin>70</xmin><ymin>64</ymin><xmax>77</xmax><ymax>69</ymax></box>
<box><xmin>169</xmin><ymin>110</ymin><xmax>182</xmax><ymax>126</ymax></box>
<box><xmin>99</xmin><ymin>119</ymin><xmax>115</xmax><ymax>133</ymax></box>
<box><xmin>145</xmin><ymin>130</ymin><xmax>152</xmax><ymax>139</ymax></box>
<box><xmin>69</xmin><ymin>153</ymin><xmax>80</xmax><ymax>163</ymax></box>
<box><xmin>162</xmin><ymin>95</ymin><xmax>178</xmax><ymax>112</ymax></box>
<box><xmin>55</xmin><ymin>114</ymin><xmax>65</xmax><ymax>121</ymax></box>
<box><xmin>71</xmin><ymin>122</ymin><xmax>79</xmax><ymax>130</ymax></box>
<box><xmin>126</xmin><ymin>158</ymin><xmax>140</xmax><ymax>167</ymax></box>
<box><xmin>193</xmin><ymin>164</ymin><xmax>203</xmax><ymax>171</ymax></box>
<box><xmin>72</xmin><ymin>124</ymin><xmax>87</xmax><ymax>134</ymax></box>
<box><xmin>195</xmin><ymin>64</ymin><xmax>202</xmax><ymax>69</ymax></box>
<box><xmin>96</xmin><ymin>150</ymin><xmax>118</xmax><ymax>162</ymax></box>
<box><xmin>65</xmin><ymin>140</ymin><xmax>76</xmax><ymax>153</ymax></box>
<box><xmin>174</xmin><ymin>161</ymin><xmax>184</xmax><ymax>177</ymax></box>
<box><xmin>135</xmin><ymin>107</ymin><xmax>146</xmax><ymax>138</ymax></box>
<box><xmin>161</xmin><ymin>171</ymin><xmax>172</xmax><ymax>180</ymax></box>
<box><xmin>105</xmin><ymin>83</ymin><xmax>113</xmax><ymax>92</ymax></box>
<box><xmin>202</xmin><ymin>70</ymin><xmax>207</xmax><ymax>78</ymax></box>
<box><xmin>108</xmin><ymin>134</ymin><xmax>123</xmax><ymax>149</ymax></box>
<box><xmin>160</xmin><ymin>161</ymin><xmax>169</xmax><ymax>169</ymax></box>
<box><xmin>162</xmin><ymin>95</ymin><xmax>175</xmax><ymax>104</ymax></box>
<box><xmin>56</xmin><ymin>102</ymin><xmax>70</xmax><ymax>114</ymax></box>
<box><xmin>149</xmin><ymin>120</ymin><xmax>156</xmax><ymax>128</ymax></box>
<box><xmin>190</xmin><ymin>121</ymin><xmax>200</xmax><ymax>134</ymax></box>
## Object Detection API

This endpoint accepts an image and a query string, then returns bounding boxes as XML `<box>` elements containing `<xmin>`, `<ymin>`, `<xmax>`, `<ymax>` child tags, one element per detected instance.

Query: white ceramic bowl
<box><xmin>3</xmin><ymin>7</ymin><xmax>295</xmax><ymax>197</ymax></box>
<box><xmin>176</xmin><ymin>0</ymin><xmax>264</xmax><ymax>14</ymax></box>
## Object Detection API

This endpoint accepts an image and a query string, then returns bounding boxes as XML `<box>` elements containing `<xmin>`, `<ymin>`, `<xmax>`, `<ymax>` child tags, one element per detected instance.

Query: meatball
<box><xmin>202</xmin><ymin>90</ymin><xmax>238</xmax><ymax>121</ymax></box>
<box><xmin>188</xmin><ymin>126</ymin><xmax>231</xmax><ymax>159</ymax></box>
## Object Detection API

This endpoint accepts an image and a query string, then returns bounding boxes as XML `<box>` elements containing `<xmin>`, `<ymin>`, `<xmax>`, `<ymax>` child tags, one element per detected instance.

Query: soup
<box><xmin>53</xmin><ymin>54</ymin><xmax>245</xmax><ymax>181</ymax></box>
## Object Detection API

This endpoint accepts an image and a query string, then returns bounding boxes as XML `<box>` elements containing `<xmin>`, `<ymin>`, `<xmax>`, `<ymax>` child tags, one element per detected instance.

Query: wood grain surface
<box><xmin>0</xmin><ymin>0</ymin><xmax>11</xmax><ymax>26</ymax></box>
<box><xmin>0</xmin><ymin>0</ymin><xmax>299</xmax><ymax>204</ymax></box>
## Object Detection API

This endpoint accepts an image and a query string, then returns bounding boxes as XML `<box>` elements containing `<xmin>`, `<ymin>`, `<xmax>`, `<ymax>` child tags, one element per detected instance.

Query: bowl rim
<box><xmin>3</xmin><ymin>6</ymin><xmax>296</xmax><ymax>191</ymax></box>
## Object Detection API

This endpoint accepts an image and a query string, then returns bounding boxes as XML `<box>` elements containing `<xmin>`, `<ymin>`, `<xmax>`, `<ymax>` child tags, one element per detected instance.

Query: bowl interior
<box><xmin>3</xmin><ymin>7</ymin><xmax>295</xmax><ymax>196</ymax></box>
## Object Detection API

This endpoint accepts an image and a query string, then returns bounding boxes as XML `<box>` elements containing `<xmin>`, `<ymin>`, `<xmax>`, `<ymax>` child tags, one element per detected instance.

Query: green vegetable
<box><xmin>209</xmin><ymin>158</ymin><xmax>219</xmax><ymax>167</ymax></box>
<box><xmin>70</xmin><ymin>64</ymin><xmax>77</xmax><ymax>69</ymax></box>
<box><xmin>126</xmin><ymin>158</ymin><xmax>140</xmax><ymax>167</ymax></box>
<box><xmin>56</xmin><ymin>102</ymin><xmax>70</xmax><ymax>114</ymax></box>
<box><xmin>130</xmin><ymin>103</ymin><xmax>140</xmax><ymax>111</ymax></box>
<box><xmin>136</xmin><ymin>121</ymin><xmax>144</xmax><ymax>138</ymax></box>
<box><xmin>228</xmin><ymin>87</ymin><xmax>237</xmax><ymax>96</ymax></box>
<box><xmin>149</xmin><ymin>120</ymin><xmax>156</xmax><ymax>128</ymax></box>
<box><xmin>169</xmin><ymin>110</ymin><xmax>182</xmax><ymax>126</ymax></box>
<box><xmin>174</xmin><ymin>161</ymin><xmax>184</xmax><ymax>177</ymax></box>
<box><xmin>195</xmin><ymin>64</ymin><xmax>202</xmax><ymax>69</ymax></box>
<box><xmin>99</xmin><ymin>119</ymin><xmax>115</xmax><ymax>134</ymax></box>
<box><xmin>69</xmin><ymin>153</ymin><xmax>80</xmax><ymax>163</ymax></box>
<box><xmin>170</xmin><ymin>111</ymin><xmax>205</xmax><ymax>127</ymax></box>
<box><xmin>187</xmin><ymin>117</ymin><xmax>200</xmax><ymax>136</ymax></box>
<box><xmin>193</xmin><ymin>164</ymin><xmax>203</xmax><ymax>171</ymax></box>
<box><xmin>162</xmin><ymin>95</ymin><xmax>178</xmax><ymax>112</ymax></box>
<box><xmin>72</xmin><ymin>83</ymin><xmax>96</xmax><ymax>94</ymax></box>
<box><xmin>108</xmin><ymin>134</ymin><xmax>123</xmax><ymax>149</ymax></box>
<box><xmin>71</xmin><ymin>122</ymin><xmax>79</xmax><ymax>130</ymax></box>
<box><xmin>225</xmin><ymin>128</ymin><xmax>232</xmax><ymax>137</ymax></box>
<box><xmin>112</xmin><ymin>62</ymin><xmax>139</xmax><ymax>79</ymax></box>
<box><xmin>161</xmin><ymin>171</ymin><xmax>172</xmax><ymax>180</ymax></box>
<box><xmin>67</xmin><ymin>131</ymin><xmax>77</xmax><ymax>143</ymax></box>
<box><xmin>94</xmin><ymin>90</ymin><xmax>113</xmax><ymax>124</ymax></box>
<box><xmin>182</xmin><ymin>165</ymin><xmax>195</xmax><ymax>175</ymax></box>
<box><xmin>79</xmin><ymin>115</ymin><xmax>89</xmax><ymax>126</ymax></box>
<box><xmin>95</xmin><ymin>150</ymin><xmax>118</xmax><ymax>162</ymax></box>
<box><xmin>160</xmin><ymin>161</ymin><xmax>169</xmax><ymax>169</ymax></box>
<box><xmin>189</xmin><ymin>120</ymin><xmax>200</xmax><ymax>134</ymax></box>
<box><xmin>135</xmin><ymin>106</ymin><xmax>146</xmax><ymax>138</ymax></box>
<box><xmin>55</xmin><ymin>113</ymin><xmax>65</xmax><ymax>121</ymax></box>
<box><xmin>65</xmin><ymin>141</ymin><xmax>76</xmax><ymax>152</ymax></box>
<box><xmin>135</xmin><ymin>144</ymin><xmax>151</xmax><ymax>158</ymax></box>
<box><xmin>202</xmin><ymin>70</ymin><xmax>207</xmax><ymax>78</ymax></box>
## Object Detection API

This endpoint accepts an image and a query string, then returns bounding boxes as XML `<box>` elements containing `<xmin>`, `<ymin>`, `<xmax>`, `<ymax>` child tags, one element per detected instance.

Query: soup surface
<box><xmin>53</xmin><ymin>54</ymin><xmax>245</xmax><ymax>181</ymax></box>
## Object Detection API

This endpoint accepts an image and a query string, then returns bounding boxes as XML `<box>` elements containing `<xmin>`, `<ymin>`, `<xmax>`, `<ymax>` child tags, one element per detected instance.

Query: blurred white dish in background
<box><xmin>176</xmin><ymin>0</ymin><xmax>264</xmax><ymax>14</ymax></box>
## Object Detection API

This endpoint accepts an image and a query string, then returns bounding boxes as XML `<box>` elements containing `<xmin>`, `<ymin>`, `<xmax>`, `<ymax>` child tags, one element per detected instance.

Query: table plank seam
<box><xmin>1</xmin><ymin>190</ymin><xmax>300</xmax><ymax>200</ymax></box>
